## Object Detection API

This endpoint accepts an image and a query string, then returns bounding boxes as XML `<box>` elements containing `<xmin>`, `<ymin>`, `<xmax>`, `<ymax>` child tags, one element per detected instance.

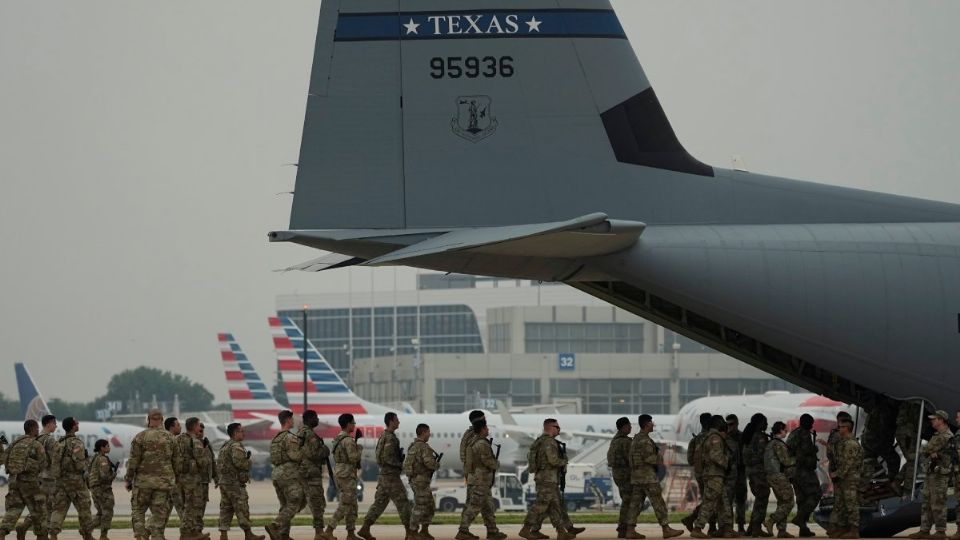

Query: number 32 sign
<box><xmin>558</xmin><ymin>353</ymin><xmax>576</xmax><ymax>371</ymax></box>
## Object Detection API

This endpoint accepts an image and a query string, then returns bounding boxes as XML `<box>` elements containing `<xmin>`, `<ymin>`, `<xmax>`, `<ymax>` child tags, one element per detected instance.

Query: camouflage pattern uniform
<box><xmin>785</xmin><ymin>427</ymin><xmax>821</xmax><ymax>530</ymax></box>
<box><xmin>894</xmin><ymin>402</ymin><xmax>921</xmax><ymax>492</ymax></box>
<box><xmin>726</xmin><ymin>428</ymin><xmax>748</xmax><ymax>530</ymax></box>
<box><xmin>330</xmin><ymin>431</ymin><xmax>362</xmax><ymax>531</ymax></box>
<box><xmin>763</xmin><ymin>438</ymin><xmax>795</xmax><ymax>533</ymax></box>
<box><xmin>218</xmin><ymin>440</ymin><xmax>256</xmax><ymax>533</ymax></box>
<box><xmin>125</xmin><ymin>426</ymin><xmax>180</xmax><ymax>540</ymax></box>
<box><xmin>48</xmin><ymin>434</ymin><xmax>95</xmax><ymax>536</ymax></box>
<box><xmin>460</xmin><ymin>427</ymin><xmax>497</xmax><ymax>533</ymax></box>
<box><xmin>684</xmin><ymin>431</ymin><xmax>708</xmax><ymax>529</ymax></box>
<box><xmin>743</xmin><ymin>431</ymin><xmax>770</xmax><ymax>535</ymax></box>
<box><xmin>0</xmin><ymin>434</ymin><xmax>48</xmax><ymax>538</ymax></box>
<box><xmin>607</xmin><ymin>432</ymin><xmax>633</xmax><ymax>533</ymax></box>
<box><xmin>19</xmin><ymin>431</ymin><xmax>58</xmax><ymax>535</ymax></box>
<box><xmin>363</xmin><ymin>429</ymin><xmax>411</xmax><ymax>529</ymax></box>
<box><xmin>825</xmin><ymin>427</ymin><xmax>844</xmax><ymax>531</ymax></box>
<box><xmin>297</xmin><ymin>426</ymin><xmax>331</xmax><ymax>530</ymax></box>
<box><xmin>460</xmin><ymin>436</ymin><xmax>501</xmax><ymax>535</ymax></box>
<box><xmin>522</xmin><ymin>434</ymin><xmax>567</xmax><ymax>532</ymax></box>
<box><xmin>918</xmin><ymin>430</ymin><xmax>953</xmax><ymax>535</ymax></box>
<box><xmin>200</xmin><ymin>442</ymin><xmax>216</xmax><ymax>527</ymax></box>
<box><xmin>405</xmin><ymin>439</ymin><xmax>440</xmax><ymax>530</ymax></box>
<box><xmin>833</xmin><ymin>437</ymin><xmax>862</xmax><ymax>533</ymax></box>
<box><xmin>693</xmin><ymin>429</ymin><xmax>730</xmax><ymax>530</ymax></box>
<box><xmin>88</xmin><ymin>453</ymin><xmax>118</xmax><ymax>536</ymax></box>
<box><xmin>628</xmin><ymin>431</ymin><xmax>669</xmax><ymax>527</ymax></box>
<box><xmin>175</xmin><ymin>433</ymin><xmax>211</xmax><ymax>536</ymax></box>
<box><xmin>268</xmin><ymin>428</ymin><xmax>304</xmax><ymax>535</ymax></box>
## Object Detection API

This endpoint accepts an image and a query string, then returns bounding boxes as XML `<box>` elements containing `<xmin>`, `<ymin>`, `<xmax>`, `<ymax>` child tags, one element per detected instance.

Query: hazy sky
<box><xmin>2</xmin><ymin>1</ymin><xmax>959</xmax><ymax>404</ymax></box>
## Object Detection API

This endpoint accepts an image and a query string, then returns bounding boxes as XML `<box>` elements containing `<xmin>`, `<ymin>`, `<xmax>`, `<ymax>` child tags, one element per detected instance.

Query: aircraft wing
<box><xmin>277</xmin><ymin>253</ymin><xmax>365</xmax><ymax>273</ymax></box>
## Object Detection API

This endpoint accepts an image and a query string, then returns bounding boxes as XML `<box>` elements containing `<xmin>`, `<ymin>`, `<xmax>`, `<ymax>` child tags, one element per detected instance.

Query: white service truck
<box><xmin>434</xmin><ymin>473</ymin><xmax>528</xmax><ymax>512</ymax></box>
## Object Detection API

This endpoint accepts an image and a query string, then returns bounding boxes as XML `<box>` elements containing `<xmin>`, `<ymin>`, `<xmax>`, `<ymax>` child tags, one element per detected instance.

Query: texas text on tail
<box><xmin>11</xmin><ymin>363</ymin><xmax>140</xmax><ymax>461</ymax></box>
<box><xmin>268</xmin><ymin>1</ymin><xmax>960</xmax><ymax>534</ymax></box>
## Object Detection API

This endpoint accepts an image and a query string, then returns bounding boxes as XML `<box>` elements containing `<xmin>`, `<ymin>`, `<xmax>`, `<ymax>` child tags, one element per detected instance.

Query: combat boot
<box><xmin>681</xmin><ymin>517</ymin><xmax>696</xmax><ymax>534</ymax></box>
<box><xmin>457</xmin><ymin>531</ymin><xmax>475</xmax><ymax>540</ymax></box>
<box><xmin>531</xmin><ymin>531</ymin><xmax>549</xmax><ymax>540</ymax></box>
<box><xmin>567</xmin><ymin>527</ymin><xmax>586</xmax><ymax>536</ymax></box>
<box><xmin>466</xmin><ymin>532</ymin><xmax>480</xmax><ymax>540</ymax></box>
<box><xmin>357</xmin><ymin>526</ymin><xmax>376</xmax><ymax>540</ymax></box>
<box><xmin>776</xmin><ymin>530</ymin><xmax>794</xmax><ymax>539</ymax></box>
<box><xmin>557</xmin><ymin>531</ymin><xmax>575</xmax><ymax>540</ymax></box>
<box><xmin>907</xmin><ymin>532</ymin><xmax>931</xmax><ymax>540</ymax></box>
<box><xmin>931</xmin><ymin>533</ymin><xmax>948</xmax><ymax>540</ymax></box>
<box><xmin>14</xmin><ymin>523</ymin><xmax>28</xmax><ymax>540</ymax></box>
<box><xmin>101</xmin><ymin>530</ymin><xmax>112</xmax><ymax>540</ymax></box>
<box><xmin>314</xmin><ymin>529</ymin><xmax>331</xmax><ymax>540</ymax></box>
<box><xmin>663</xmin><ymin>525</ymin><xmax>684</xmax><ymax>539</ymax></box>
<box><xmin>721</xmin><ymin>527</ymin><xmax>739</xmax><ymax>539</ymax></box>
<box><xmin>624</xmin><ymin>527</ymin><xmax>645</xmax><ymax>539</ymax></box>
<box><xmin>518</xmin><ymin>527</ymin><xmax>536</xmax><ymax>540</ymax></box>
<box><xmin>324</xmin><ymin>527</ymin><xmax>337</xmax><ymax>540</ymax></box>
<box><xmin>82</xmin><ymin>531</ymin><xmax>98</xmax><ymax>540</ymax></box>
<box><xmin>690</xmin><ymin>529</ymin><xmax>710</xmax><ymax>540</ymax></box>
<box><xmin>838</xmin><ymin>531</ymin><xmax>859</xmax><ymax>540</ymax></box>
<box><xmin>487</xmin><ymin>532</ymin><xmax>507</xmax><ymax>540</ymax></box>
<box><xmin>49</xmin><ymin>533</ymin><xmax>58</xmax><ymax>540</ymax></box>
<box><xmin>344</xmin><ymin>530</ymin><xmax>360</xmax><ymax>540</ymax></box>
<box><xmin>420</xmin><ymin>526</ymin><xmax>435</xmax><ymax>540</ymax></box>
<box><xmin>797</xmin><ymin>529</ymin><xmax>815</xmax><ymax>538</ymax></box>
<box><xmin>242</xmin><ymin>528</ymin><xmax>265</xmax><ymax>540</ymax></box>
<box><xmin>403</xmin><ymin>530</ymin><xmax>416</xmax><ymax>540</ymax></box>
<box><xmin>265</xmin><ymin>524</ymin><xmax>282</xmax><ymax>540</ymax></box>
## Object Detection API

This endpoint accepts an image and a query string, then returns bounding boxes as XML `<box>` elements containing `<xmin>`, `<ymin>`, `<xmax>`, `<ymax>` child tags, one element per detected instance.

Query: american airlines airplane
<box><xmin>0</xmin><ymin>363</ymin><xmax>142</xmax><ymax>463</ymax></box>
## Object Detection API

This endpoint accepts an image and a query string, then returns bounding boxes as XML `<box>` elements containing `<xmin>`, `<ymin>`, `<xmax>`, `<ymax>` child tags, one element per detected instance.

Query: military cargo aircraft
<box><xmin>268</xmin><ymin>0</ymin><xmax>960</xmax><ymax>534</ymax></box>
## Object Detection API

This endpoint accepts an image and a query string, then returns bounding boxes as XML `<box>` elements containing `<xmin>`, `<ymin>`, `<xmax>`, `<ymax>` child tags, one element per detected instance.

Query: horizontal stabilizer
<box><xmin>276</xmin><ymin>253</ymin><xmax>365</xmax><ymax>273</ymax></box>
<box><xmin>362</xmin><ymin>213</ymin><xmax>645</xmax><ymax>266</ymax></box>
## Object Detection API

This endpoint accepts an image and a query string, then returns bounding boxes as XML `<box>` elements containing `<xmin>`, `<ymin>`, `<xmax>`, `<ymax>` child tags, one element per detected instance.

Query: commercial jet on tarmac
<box><xmin>0</xmin><ymin>363</ymin><xmax>142</xmax><ymax>462</ymax></box>
<box><xmin>266</xmin><ymin>1</ymin><xmax>960</xmax><ymax>533</ymax></box>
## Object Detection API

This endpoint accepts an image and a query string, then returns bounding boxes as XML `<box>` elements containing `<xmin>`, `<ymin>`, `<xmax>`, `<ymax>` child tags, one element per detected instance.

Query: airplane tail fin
<box><xmin>287</xmin><ymin>0</ymin><xmax>710</xmax><ymax>232</ymax></box>
<box><xmin>218</xmin><ymin>333</ymin><xmax>285</xmax><ymax>421</ymax></box>
<box><xmin>15</xmin><ymin>363</ymin><xmax>51</xmax><ymax>421</ymax></box>
<box><xmin>268</xmin><ymin>316</ymin><xmax>388</xmax><ymax>415</ymax></box>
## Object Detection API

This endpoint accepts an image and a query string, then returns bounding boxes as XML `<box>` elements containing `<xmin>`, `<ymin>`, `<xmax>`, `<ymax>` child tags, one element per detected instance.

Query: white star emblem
<box><xmin>526</xmin><ymin>16</ymin><xmax>542</xmax><ymax>33</ymax></box>
<box><xmin>403</xmin><ymin>18</ymin><xmax>420</xmax><ymax>35</ymax></box>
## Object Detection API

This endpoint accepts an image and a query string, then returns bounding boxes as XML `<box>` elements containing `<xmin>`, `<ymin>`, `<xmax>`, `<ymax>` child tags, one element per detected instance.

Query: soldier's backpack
<box><xmin>687</xmin><ymin>433</ymin><xmax>702</xmax><ymax>468</ymax></box>
<box><xmin>527</xmin><ymin>436</ymin><xmax>547</xmax><ymax>474</ymax></box>
<box><xmin>4</xmin><ymin>437</ymin><xmax>32</xmax><ymax>475</ymax></box>
<box><xmin>402</xmin><ymin>443</ymin><xmax>415</xmax><ymax>476</ymax></box>
<box><xmin>692</xmin><ymin>434</ymin><xmax>707</xmax><ymax>477</ymax></box>
<box><xmin>270</xmin><ymin>432</ymin><xmax>287</xmax><ymax>466</ymax></box>
<box><xmin>50</xmin><ymin>438</ymin><xmax>68</xmax><ymax>479</ymax></box>
<box><xmin>606</xmin><ymin>438</ymin><xmax>627</xmax><ymax>469</ymax></box>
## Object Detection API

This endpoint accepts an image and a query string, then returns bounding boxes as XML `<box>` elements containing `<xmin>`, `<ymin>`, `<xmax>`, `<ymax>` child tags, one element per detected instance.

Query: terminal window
<box><xmin>525</xmin><ymin>323</ymin><xmax>644</xmax><ymax>354</ymax></box>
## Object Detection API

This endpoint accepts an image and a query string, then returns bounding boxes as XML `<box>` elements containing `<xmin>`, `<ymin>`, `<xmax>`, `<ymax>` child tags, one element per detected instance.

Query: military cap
<box><xmin>929</xmin><ymin>410</ymin><xmax>949</xmax><ymax>421</ymax></box>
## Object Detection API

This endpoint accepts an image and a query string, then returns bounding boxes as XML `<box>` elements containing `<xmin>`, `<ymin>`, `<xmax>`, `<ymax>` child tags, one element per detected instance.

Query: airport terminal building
<box><xmin>278</xmin><ymin>275</ymin><xmax>796</xmax><ymax>415</ymax></box>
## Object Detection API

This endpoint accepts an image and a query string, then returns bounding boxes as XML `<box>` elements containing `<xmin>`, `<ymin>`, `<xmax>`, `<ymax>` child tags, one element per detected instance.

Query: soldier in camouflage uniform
<box><xmin>199</xmin><ymin>423</ymin><xmax>217</xmax><ymax>535</ymax></box>
<box><xmin>624</xmin><ymin>415</ymin><xmax>683</xmax><ymax>539</ymax></box>
<box><xmin>725</xmin><ymin>415</ymin><xmax>748</xmax><ymax>535</ymax></box>
<box><xmin>681</xmin><ymin>413</ymin><xmax>716</xmax><ymax>535</ymax></box>
<box><xmin>0</xmin><ymin>420</ymin><xmax>48</xmax><ymax>540</ymax></box>
<box><xmin>519</xmin><ymin>419</ymin><xmax>574</xmax><ymax>540</ymax></box>
<box><xmin>217</xmin><ymin>423</ymin><xmax>264</xmax><ymax>540</ymax></box>
<box><xmin>831</xmin><ymin>419</ymin><xmax>862</xmax><ymax>540</ymax></box>
<box><xmin>360</xmin><ymin>412</ymin><xmax>412</xmax><ymax>540</ymax></box>
<box><xmin>908</xmin><ymin>410</ymin><xmax>954</xmax><ymax>540</ymax></box>
<box><xmin>327</xmin><ymin>414</ymin><xmax>363</xmax><ymax>540</ymax></box>
<box><xmin>297</xmin><ymin>411</ymin><xmax>332</xmax><ymax>540</ymax></box>
<box><xmin>175</xmin><ymin>417</ymin><xmax>212</xmax><ymax>540</ymax></box>
<box><xmin>165</xmin><ymin>417</ymin><xmax>184</xmax><ymax>522</ymax></box>
<box><xmin>88</xmin><ymin>439</ymin><xmax>117</xmax><ymax>540</ymax></box>
<box><xmin>894</xmin><ymin>402</ymin><xmax>921</xmax><ymax>495</ymax></box>
<box><xmin>763</xmin><ymin>422</ymin><xmax>795</xmax><ymax>539</ymax></box>
<box><xmin>857</xmin><ymin>396</ymin><xmax>899</xmax><ymax>483</ymax></box>
<box><xmin>457</xmin><ymin>420</ymin><xmax>506</xmax><ymax>540</ymax></box>
<box><xmin>742</xmin><ymin>414</ymin><xmax>771</xmax><ymax>538</ymax></box>
<box><xmin>17</xmin><ymin>415</ymin><xmax>58</xmax><ymax>539</ymax></box>
<box><xmin>690</xmin><ymin>416</ymin><xmax>731</xmax><ymax>539</ymax></box>
<box><xmin>48</xmin><ymin>417</ymin><xmax>95</xmax><ymax>540</ymax></box>
<box><xmin>607</xmin><ymin>417</ymin><xmax>633</xmax><ymax>539</ymax></box>
<box><xmin>125</xmin><ymin>408</ymin><xmax>181</xmax><ymax>540</ymax></box>
<box><xmin>266</xmin><ymin>410</ymin><xmax>304</xmax><ymax>540</ymax></box>
<box><xmin>406</xmin><ymin>424</ymin><xmax>440</xmax><ymax>540</ymax></box>
<box><xmin>786</xmin><ymin>415</ymin><xmax>820</xmax><ymax>537</ymax></box>
<box><xmin>459</xmin><ymin>410</ymin><xmax>498</xmax><ymax>540</ymax></box>
<box><xmin>818</xmin><ymin>411</ymin><xmax>852</xmax><ymax>537</ymax></box>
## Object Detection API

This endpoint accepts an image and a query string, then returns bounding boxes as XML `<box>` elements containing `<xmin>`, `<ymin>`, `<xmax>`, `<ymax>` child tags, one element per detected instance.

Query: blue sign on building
<box><xmin>558</xmin><ymin>353</ymin><xmax>576</xmax><ymax>371</ymax></box>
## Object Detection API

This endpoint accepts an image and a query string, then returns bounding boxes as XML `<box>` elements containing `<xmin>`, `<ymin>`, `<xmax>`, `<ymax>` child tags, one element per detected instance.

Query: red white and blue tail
<box><xmin>219</xmin><ymin>333</ymin><xmax>284</xmax><ymax>421</ymax></box>
<box><xmin>269</xmin><ymin>316</ymin><xmax>389</xmax><ymax>416</ymax></box>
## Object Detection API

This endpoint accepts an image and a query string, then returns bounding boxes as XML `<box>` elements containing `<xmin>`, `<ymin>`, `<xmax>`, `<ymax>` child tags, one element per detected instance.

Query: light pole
<box><xmin>303</xmin><ymin>305</ymin><xmax>309</xmax><ymax>413</ymax></box>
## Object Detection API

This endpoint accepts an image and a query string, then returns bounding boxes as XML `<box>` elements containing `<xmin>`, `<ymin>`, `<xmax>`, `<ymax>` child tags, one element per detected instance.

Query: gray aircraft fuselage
<box><xmin>270</xmin><ymin>0</ymin><xmax>960</xmax><ymax>415</ymax></box>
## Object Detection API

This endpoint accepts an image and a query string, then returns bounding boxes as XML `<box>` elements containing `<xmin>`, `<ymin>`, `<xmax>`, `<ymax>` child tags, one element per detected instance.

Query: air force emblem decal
<box><xmin>451</xmin><ymin>95</ymin><xmax>497</xmax><ymax>143</ymax></box>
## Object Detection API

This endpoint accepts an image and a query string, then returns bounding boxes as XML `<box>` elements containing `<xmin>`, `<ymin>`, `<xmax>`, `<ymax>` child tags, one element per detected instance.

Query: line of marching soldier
<box><xmin>605</xmin><ymin>412</ymin><xmax>865</xmax><ymax>540</ymax></box>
